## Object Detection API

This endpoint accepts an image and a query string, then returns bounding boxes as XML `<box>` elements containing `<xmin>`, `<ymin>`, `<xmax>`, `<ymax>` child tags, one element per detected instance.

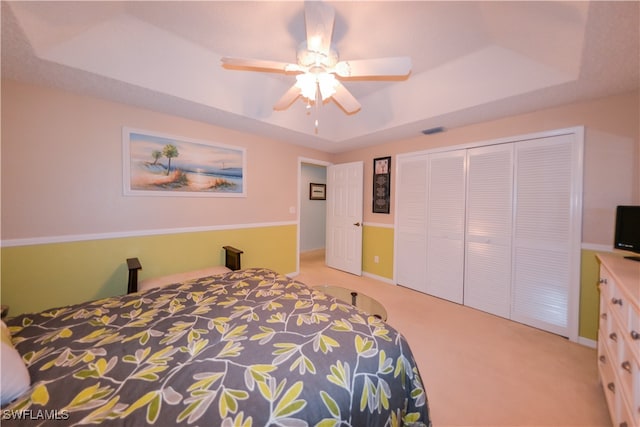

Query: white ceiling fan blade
<box><xmin>332</xmin><ymin>81</ymin><xmax>361</xmax><ymax>114</ymax></box>
<box><xmin>273</xmin><ymin>84</ymin><xmax>302</xmax><ymax>111</ymax></box>
<box><xmin>221</xmin><ymin>57</ymin><xmax>303</xmax><ymax>73</ymax></box>
<box><xmin>305</xmin><ymin>1</ymin><xmax>335</xmax><ymax>55</ymax></box>
<box><xmin>334</xmin><ymin>57</ymin><xmax>412</xmax><ymax>78</ymax></box>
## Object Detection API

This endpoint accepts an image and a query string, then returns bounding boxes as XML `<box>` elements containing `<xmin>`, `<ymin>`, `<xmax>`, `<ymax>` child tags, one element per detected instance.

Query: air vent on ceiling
<box><xmin>421</xmin><ymin>126</ymin><xmax>445</xmax><ymax>135</ymax></box>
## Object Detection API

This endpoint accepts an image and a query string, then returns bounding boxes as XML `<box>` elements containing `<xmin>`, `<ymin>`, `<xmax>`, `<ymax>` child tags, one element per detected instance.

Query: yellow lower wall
<box><xmin>579</xmin><ymin>249</ymin><xmax>603</xmax><ymax>341</ymax></box>
<box><xmin>1</xmin><ymin>224</ymin><xmax>297</xmax><ymax>316</ymax></box>
<box><xmin>362</xmin><ymin>225</ymin><xmax>394</xmax><ymax>279</ymax></box>
<box><xmin>2</xmin><ymin>222</ymin><xmax>600</xmax><ymax>342</ymax></box>
<box><xmin>362</xmin><ymin>224</ymin><xmax>601</xmax><ymax>342</ymax></box>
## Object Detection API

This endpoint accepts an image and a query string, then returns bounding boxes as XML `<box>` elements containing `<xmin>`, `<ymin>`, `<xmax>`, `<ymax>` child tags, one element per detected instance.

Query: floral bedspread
<box><xmin>2</xmin><ymin>268</ymin><xmax>430</xmax><ymax>426</ymax></box>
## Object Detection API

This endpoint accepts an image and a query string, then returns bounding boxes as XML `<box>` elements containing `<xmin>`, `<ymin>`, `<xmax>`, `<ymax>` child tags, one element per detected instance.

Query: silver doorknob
<box><xmin>353</xmin><ymin>222</ymin><xmax>361</xmax><ymax>227</ymax></box>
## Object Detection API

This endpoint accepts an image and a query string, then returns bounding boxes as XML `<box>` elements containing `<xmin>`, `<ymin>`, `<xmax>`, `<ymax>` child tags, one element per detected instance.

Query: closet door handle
<box><xmin>621</xmin><ymin>361</ymin><xmax>632</xmax><ymax>373</ymax></box>
<box><xmin>607</xmin><ymin>382</ymin><xmax>615</xmax><ymax>393</ymax></box>
<box><xmin>599</xmin><ymin>355</ymin><xmax>606</xmax><ymax>363</ymax></box>
<box><xmin>631</xmin><ymin>330</ymin><xmax>639</xmax><ymax>340</ymax></box>
<box><xmin>599</xmin><ymin>278</ymin><xmax>608</xmax><ymax>285</ymax></box>
<box><xmin>353</xmin><ymin>222</ymin><xmax>361</xmax><ymax>227</ymax></box>
<box><xmin>609</xmin><ymin>332</ymin><xmax>617</xmax><ymax>342</ymax></box>
<box><xmin>611</xmin><ymin>297</ymin><xmax>623</xmax><ymax>306</ymax></box>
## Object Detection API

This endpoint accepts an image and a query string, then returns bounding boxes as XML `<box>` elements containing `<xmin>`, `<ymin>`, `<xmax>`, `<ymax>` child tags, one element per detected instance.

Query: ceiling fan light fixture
<box><xmin>295</xmin><ymin>73</ymin><xmax>317</xmax><ymax>99</ymax></box>
<box><xmin>317</xmin><ymin>73</ymin><xmax>338</xmax><ymax>99</ymax></box>
<box><xmin>295</xmin><ymin>72</ymin><xmax>337</xmax><ymax>102</ymax></box>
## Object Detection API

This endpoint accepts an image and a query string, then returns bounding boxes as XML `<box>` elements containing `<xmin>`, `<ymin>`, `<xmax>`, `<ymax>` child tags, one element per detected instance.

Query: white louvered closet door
<box><xmin>464</xmin><ymin>144</ymin><xmax>514</xmax><ymax>318</ymax></box>
<box><xmin>425</xmin><ymin>150</ymin><xmax>466</xmax><ymax>304</ymax></box>
<box><xmin>511</xmin><ymin>134</ymin><xmax>582</xmax><ymax>338</ymax></box>
<box><xmin>395</xmin><ymin>155</ymin><xmax>428</xmax><ymax>293</ymax></box>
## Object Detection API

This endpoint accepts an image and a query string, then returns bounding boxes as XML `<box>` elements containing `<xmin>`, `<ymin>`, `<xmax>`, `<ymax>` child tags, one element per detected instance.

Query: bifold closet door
<box><xmin>395</xmin><ymin>155</ymin><xmax>428</xmax><ymax>293</ymax></box>
<box><xmin>425</xmin><ymin>150</ymin><xmax>466</xmax><ymax>304</ymax></box>
<box><xmin>511</xmin><ymin>134</ymin><xmax>582</xmax><ymax>338</ymax></box>
<box><xmin>464</xmin><ymin>144</ymin><xmax>514</xmax><ymax>318</ymax></box>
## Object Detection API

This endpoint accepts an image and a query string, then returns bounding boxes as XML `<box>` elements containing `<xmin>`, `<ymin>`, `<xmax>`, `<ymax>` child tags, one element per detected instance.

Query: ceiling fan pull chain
<box><xmin>315</xmin><ymin>80</ymin><xmax>321</xmax><ymax>134</ymax></box>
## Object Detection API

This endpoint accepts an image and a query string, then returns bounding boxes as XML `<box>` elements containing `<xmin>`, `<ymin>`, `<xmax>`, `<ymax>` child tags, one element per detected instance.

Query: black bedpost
<box><xmin>223</xmin><ymin>246</ymin><xmax>243</xmax><ymax>271</ymax></box>
<box><xmin>126</xmin><ymin>258</ymin><xmax>142</xmax><ymax>294</ymax></box>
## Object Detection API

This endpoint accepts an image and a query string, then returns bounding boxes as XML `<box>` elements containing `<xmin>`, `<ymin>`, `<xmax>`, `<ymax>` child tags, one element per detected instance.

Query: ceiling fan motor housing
<box><xmin>297</xmin><ymin>42</ymin><xmax>338</xmax><ymax>70</ymax></box>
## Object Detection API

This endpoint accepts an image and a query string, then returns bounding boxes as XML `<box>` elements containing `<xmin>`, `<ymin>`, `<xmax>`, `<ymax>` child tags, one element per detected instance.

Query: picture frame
<box><xmin>123</xmin><ymin>127</ymin><xmax>246</xmax><ymax>197</ymax></box>
<box><xmin>373</xmin><ymin>156</ymin><xmax>391</xmax><ymax>213</ymax></box>
<box><xmin>309</xmin><ymin>183</ymin><xmax>326</xmax><ymax>200</ymax></box>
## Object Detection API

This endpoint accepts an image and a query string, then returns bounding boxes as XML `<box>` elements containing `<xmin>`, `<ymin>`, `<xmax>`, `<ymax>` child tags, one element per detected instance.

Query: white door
<box><xmin>464</xmin><ymin>144</ymin><xmax>514</xmax><ymax>318</ymax></box>
<box><xmin>395</xmin><ymin>154</ymin><xmax>429</xmax><ymax>292</ymax></box>
<box><xmin>326</xmin><ymin>161</ymin><xmax>364</xmax><ymax>275</ymax></box>
<box><xmin>511</xmin><ymin>134</ymin><xmax>582</xmax><ymax>339</ymax></box>
<box><xmin>425</xmin><ymin>150</ymin><xmax>466</xmax><ymax>304</ymax></box>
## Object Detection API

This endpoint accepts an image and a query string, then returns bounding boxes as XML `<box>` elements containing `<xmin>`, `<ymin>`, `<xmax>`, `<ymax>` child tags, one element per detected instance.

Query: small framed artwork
<box><xmin>309</xmin><ymin>183</ymin><xmax>326</xmax><ymax>200</ymax></box>
<box><xmin>373</xmin><ymin>156</ymin><xmax>391</xmax><ymax>213</ymax></box>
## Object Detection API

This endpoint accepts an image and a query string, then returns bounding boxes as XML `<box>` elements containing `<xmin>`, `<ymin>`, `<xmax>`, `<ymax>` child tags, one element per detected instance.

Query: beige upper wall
<box><xmin>1</xmin><ymin>79</ymin><xmax>331</xmax><ymax>240</ymax></box>
<box><xmin>3</xmin><ymin>79</ymin><xmax>638</xmax><ymax>248</ymax></box>
<box><xmin>333</xmin><ymin>91</ymin><xmax>639</xmax><ymax>247</ymax></box>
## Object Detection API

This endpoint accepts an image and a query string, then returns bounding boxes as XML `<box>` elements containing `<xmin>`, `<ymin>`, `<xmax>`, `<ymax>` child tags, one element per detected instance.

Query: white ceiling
<box><xmin>2</xmin><ymin>1</ymin><xmax>639</xmax><ymax>154</ymax></box>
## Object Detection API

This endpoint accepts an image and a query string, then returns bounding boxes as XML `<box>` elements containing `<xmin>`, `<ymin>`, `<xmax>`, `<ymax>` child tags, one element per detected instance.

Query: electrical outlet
<box><xmin>374</xmin><ymin>255</ymin><xmax>379</xmax><ymax>263</ymax></box>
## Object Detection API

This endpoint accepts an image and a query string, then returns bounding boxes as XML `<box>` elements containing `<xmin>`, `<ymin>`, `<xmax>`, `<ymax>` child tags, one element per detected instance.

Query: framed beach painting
<box><xmin>123</xmin><ymin>128</ymin><xmax>246</xmax><ymax>197</ymax></box>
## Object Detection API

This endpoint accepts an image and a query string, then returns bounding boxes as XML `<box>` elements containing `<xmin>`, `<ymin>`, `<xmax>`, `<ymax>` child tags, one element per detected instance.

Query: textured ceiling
<box><xmin>2</xmin><ymin>1</ymin><xmax>639</xmax><ymax>153</ymax></box>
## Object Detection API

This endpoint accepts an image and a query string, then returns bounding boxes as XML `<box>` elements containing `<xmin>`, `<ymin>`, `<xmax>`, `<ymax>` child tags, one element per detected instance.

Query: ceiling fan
<box><xmin>221</xmin><ymin>0</ymin><xmax>412</xmax><ymax>115</ymax></box>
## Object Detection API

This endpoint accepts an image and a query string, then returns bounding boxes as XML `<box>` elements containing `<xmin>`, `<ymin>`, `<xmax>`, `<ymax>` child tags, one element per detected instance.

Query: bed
<box><xmin>1</xmin><ymin>267</ymin><xmax>430</xmax><ymax>426</ymax></box>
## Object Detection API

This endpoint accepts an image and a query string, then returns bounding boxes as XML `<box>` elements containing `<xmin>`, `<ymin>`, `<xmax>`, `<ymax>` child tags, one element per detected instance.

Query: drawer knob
<box><xmin>611</xmin><ymin>297</ymin><xmax>623</xmax><ymax>306</ymax></box>
<box><xmin>599</xmin><ymin>355</ymin><xmax>606</xmax><ymax>363</ymax></box>
<box><xmin>621</xmin><ymin>361</ymin><xmax>632</xmax><ymax>373</ymax></box>
<box><xmin>600</xmin><ymin>313</ymin><xmax>607</xmax><ymax>320</ymax></box>
<box><xmin>609</xmin><ymin>332</ymin><xmax>617</xmax><ymax>342</ymax></box>
<box><xmin>607</xmin><ymin>382</ymin><xmax>615</xmax><ymax>393</ymax></box>
<box><xmin>631</xmin><ymin>330</ymin><xmax>639</xmax><ymax>340</ymax></box>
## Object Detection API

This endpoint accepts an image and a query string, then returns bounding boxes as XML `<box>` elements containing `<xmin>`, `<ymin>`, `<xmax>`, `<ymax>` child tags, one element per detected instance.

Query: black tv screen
<box><xmin>614</xmin><ymin>205</ymin><xmax>640</xmax><ymax>258</ymax></box>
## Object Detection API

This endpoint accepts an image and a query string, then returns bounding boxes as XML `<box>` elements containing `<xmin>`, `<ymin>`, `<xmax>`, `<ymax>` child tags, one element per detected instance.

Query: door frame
<box><xmin>296</xmin><ymin>157</ymin><xmax>332</xmax><ymax>275</ymax></box>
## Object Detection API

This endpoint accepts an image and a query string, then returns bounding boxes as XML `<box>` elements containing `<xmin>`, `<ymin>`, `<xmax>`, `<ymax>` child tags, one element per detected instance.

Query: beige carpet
<box><xmin>293</xmin><ymin>250</ymin><xmax>611</xmax><ymax>427</ymax></box>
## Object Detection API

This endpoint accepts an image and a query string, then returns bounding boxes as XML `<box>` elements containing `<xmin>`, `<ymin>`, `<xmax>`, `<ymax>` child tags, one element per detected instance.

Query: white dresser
<box><xmin>596</xmin><ymin>253</ymin><xmax>640</xmax><ymax>427</ymax></box>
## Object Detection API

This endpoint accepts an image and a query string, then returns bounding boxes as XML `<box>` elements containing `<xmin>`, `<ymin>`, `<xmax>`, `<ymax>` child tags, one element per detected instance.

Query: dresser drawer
<box><xmin>598</xmin><ymin>330</ymin><xmax>618</xmax><ymax>419</ymax></box>
<box><xmin>630</xmin><ymin>307</ymin><xmax>640</xmax><ymax>358</ymax></box>
<box><xmin>599</xmin><ymin>283</ymin><xmax>610</xmax><ymax>327</ymax></box>
<box><xmin>607</xmin><ymin>278</ymin><xmax>630</xmax><ymax>329</ymax></box>
<box><xmin>599</xmin><ymin>275</ymin><xmax>611</xmax><ymax>305</ymax></box>
<box><xmin>617</xmin><ymin>337</ymin><xmax>639</xmax><ymax>415</ymax></box>
<box><xmin>617</xmin><ymin>393</ymin><xmax>636</xmax><ymax>427</ymax></box>
<box><xmin>605</xmin><ymin>312</ymin><xmax>623</xmax><ymax>359</ymax></box>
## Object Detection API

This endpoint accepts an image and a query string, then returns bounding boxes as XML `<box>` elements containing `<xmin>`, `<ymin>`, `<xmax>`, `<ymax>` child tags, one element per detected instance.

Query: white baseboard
<box><xmin>289</xmin><ymin>269</ymin><xmax>394</xmax><ymax>286</ymax></box>
<box><xmin>577</xmin><ymin>336</ymin><xmax>597</xmax><ymax>349</ymax></box>
<box><xmin>362</xmin><ymin>271</ymin><xmax>394</xmax><ymax>285</ymax></box>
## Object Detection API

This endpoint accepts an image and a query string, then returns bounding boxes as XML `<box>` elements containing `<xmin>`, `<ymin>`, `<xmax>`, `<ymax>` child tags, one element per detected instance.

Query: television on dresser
<box><xmin>614</xmin><ymin>205</ymin><xmax>640</xmax><ymax>261</ymax></box>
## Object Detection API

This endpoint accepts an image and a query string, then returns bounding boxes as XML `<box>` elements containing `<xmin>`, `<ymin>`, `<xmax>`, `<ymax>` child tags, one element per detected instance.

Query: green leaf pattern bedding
<box><xmin>2</xmin><ymin>268</ymin><xmax>430</xmax><ymax>426</ymax></box>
